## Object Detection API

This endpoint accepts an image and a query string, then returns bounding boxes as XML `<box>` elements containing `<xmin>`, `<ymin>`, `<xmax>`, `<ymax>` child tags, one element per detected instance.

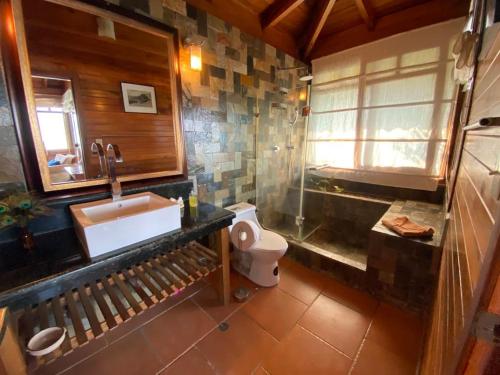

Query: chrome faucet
<box><xmin>90</xmin><ymin>142</ymin><xmax>108</xmax><ymax>178</ymax></box>
<box><xmin>106</xmin><ymin>144</ymin><xmax>123</xmax><ymax>201</ymax></box>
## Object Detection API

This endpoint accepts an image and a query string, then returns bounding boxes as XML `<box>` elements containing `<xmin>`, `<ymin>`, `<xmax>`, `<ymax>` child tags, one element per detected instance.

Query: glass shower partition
<box><xmin>255</xmin><ymin>81</ymin><xmax>319</xmax><ymax>241</ymax></box>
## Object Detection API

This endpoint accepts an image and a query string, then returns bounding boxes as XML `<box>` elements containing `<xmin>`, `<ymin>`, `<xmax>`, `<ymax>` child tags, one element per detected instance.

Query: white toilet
<box><xmin>225</xmin><ymin>202</ymin><xmax>288</xmax><ymax>287</ymax></box>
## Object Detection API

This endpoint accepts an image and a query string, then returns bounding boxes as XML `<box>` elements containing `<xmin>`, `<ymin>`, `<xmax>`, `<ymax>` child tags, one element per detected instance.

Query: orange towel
<box><xmin>382</xmin><ymin>216</ymin><xmax>434</xmax><ymax>238</ymax></box>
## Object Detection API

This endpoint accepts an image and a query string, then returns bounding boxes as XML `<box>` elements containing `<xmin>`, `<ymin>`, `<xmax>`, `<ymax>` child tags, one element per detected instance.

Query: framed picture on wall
<box><xmin>121</xmin><ymin>82</ymin><xmax>157</xmax><ymax>113</ymax></box>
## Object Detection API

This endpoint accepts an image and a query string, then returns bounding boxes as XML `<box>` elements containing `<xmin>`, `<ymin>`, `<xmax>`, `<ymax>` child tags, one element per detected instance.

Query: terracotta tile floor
<box><xmin>57</xmin><ymin>257</ymin><xmax>424</xmax><ymax>375</ymax></box>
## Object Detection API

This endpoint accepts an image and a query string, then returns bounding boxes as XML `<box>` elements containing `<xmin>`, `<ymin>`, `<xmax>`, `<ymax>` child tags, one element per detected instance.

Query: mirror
<box><xmin>13</xmin><ymin>0</ymin><xmax>184</xmax><ymax>191</ymax></box>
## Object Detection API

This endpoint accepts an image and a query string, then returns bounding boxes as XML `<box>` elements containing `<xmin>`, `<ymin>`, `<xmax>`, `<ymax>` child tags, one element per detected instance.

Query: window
<box><xmin>36</xmin><ymin>107</ymin><xmax>69</xmax><ymax>151</ymax></box>
<box><xmin>308</xmin><ymin>19</ymin><xmax>462</xmax><ymax>190</ymax></box>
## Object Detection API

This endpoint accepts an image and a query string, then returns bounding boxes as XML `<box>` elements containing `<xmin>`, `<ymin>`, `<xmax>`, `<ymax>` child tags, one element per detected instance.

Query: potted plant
<box><xmin>0</xmin><ymin>191</ymin><xmax>51</xmax><ymax>251</ymax></box>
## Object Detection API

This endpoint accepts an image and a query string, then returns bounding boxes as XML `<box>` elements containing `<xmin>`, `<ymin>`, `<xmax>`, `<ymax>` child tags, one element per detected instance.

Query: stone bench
<box><xmin>367</xmin><ymin>200</ymin><xmax>446</xmax><ymax>311</ymax></box>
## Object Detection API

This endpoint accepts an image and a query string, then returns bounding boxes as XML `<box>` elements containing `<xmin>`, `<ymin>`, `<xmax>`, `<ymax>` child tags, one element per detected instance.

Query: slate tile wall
<box><xmin>0</xmin><ymin>0</ymin><xmax>306</xmax><ymax>210</ymax></box>
<box><xmin>0</xmin><ymin>48</ymin><xmax>25</xmax><ymax>192</ymax></box>
<box><xmin>102</xmin><ymin>0</ymin><xmax>307</xmax><ymax>209</ymax></box>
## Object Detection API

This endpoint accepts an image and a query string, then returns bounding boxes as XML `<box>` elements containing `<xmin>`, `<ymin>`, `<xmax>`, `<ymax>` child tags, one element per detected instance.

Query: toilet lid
<box><xmin>252</xmin><ymin>230</ymin><xmax>288</xmax><ymax>251</ymax></box>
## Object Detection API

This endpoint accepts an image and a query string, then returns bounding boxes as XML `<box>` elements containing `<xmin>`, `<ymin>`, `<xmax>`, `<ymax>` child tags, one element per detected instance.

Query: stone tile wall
<box><xmin>302</xmin><ymin>190</ymin><xmax>391</xmax><ymax>248</ymax></box>
<box><xmin>0</xmin><ymin>0</ymin><xmax>306</xmax><ymax>209</ymax></box>
<box><xmin>0</xmin><ymin>48</ymin><xmax>25</xmax><ymax>191</ymax></box>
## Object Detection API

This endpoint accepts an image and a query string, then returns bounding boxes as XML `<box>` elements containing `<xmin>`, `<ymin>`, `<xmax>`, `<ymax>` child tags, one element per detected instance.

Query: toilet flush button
<box><xmin>239</xmin><ymin>231</ymin><xmax>248</xmax><ymax>241</ymax></box>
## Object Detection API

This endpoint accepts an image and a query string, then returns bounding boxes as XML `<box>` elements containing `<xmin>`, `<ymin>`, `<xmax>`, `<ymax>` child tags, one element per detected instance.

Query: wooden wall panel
<box><xmin>462</xmin><ymin>131</ymin><xmax>500</xmax><ymax>217</ymax></box>
<box><xmin>469</xmin><ymin>29</ymin><xmax>500</xmax><ymax>124</ymax></box>
<box><xmin>22</xmin><ymin>0</ymin><xmax>179</xmax><ymax>178</ymax></box>
<box><xmin>457</xmin><ymin>167</ymin><xmax>495</xmax><ymax>252</ymax></box>
<box><xmin>453</xmin><ymin>194</ymin><xmax>473</xmax><ymax>312</ymax></box>
<box><xmin>456</xmin><ymin>181</ymin><xmax>482</xmax><ymax>291</ymax></box>
<box><xmin>421</xmin><ymin>25</ymin><xmax>500</xmax><ymax>375</ymax></box>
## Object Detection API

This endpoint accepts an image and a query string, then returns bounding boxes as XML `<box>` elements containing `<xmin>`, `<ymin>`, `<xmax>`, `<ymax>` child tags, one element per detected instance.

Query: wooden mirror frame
<box><xmin>1</xmin><ymin>0</ymin><xmax>186</xmax><ymax>194</ymax></box>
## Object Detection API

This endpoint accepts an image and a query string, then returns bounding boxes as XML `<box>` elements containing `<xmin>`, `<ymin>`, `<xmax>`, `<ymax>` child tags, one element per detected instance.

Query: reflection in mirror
<box><xmin>32</xmin><ymin>76</ymin><xmax>88</xmax><ymax>184</ymax></box>
<box><xmin>15</xmin><ymin>0</ymin><xmax>184</xmax><ymax>191</ymax></box>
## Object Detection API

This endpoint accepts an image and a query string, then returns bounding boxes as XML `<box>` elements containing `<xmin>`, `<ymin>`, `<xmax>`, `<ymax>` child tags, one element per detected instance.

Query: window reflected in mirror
<box><xmin>32</xmin><ymin>76</ymin><xmax>88</xmax><ymax>184</ymax></box>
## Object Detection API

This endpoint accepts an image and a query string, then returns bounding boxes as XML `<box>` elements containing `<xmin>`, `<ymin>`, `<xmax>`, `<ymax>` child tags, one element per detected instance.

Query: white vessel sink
<box><xmin>70</xmin><ymin>192</ymin><xmax>181</xmax><ymax>258</ymax></box>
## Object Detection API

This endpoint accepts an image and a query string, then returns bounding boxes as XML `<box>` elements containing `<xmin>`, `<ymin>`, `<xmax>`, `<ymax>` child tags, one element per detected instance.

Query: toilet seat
<box><xmin>251</xmin><ymin>230</ymin><xmax>288</xmax><ymax>252</ymax></box>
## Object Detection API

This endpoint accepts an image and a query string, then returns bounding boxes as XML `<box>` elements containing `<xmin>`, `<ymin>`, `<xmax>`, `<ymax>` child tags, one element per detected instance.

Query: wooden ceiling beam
<box><xmin>354</xmin><ymin>0</ymin><xmax>375</xmax><ymax>29</ymax></box>
<box><xmin>260</xmin><ymin>0</ymin><xmax>305</xmax><ymax>30</ymax></box>
<box><xmin>302</xmin><ymin>0</ymin><xmax>337</xmax><ymax>59</ymax></box>
<box><xmin>309</xmin><ymin>0</ymin><xmax>469</xmax><ymax>60</ymax></box>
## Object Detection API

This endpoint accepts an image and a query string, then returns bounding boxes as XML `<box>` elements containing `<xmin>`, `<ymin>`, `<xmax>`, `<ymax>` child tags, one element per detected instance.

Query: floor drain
<box><xmin>218</xmin><ymin>322</ymin><xmax>229</xmax><ymax>332</ymax></box>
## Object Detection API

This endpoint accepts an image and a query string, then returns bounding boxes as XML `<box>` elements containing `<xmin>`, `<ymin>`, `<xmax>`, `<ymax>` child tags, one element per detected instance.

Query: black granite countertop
<box><xmin>0</xmin><ymin>202</ymin><xmax>234</xmax><ymax>309</ymax></box>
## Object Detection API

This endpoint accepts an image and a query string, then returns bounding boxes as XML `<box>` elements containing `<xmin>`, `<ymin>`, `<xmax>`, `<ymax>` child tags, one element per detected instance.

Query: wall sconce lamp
<box><xmin>299</xmin><ymin>88</ymin><xmax>307</xmax><ymax>101</ymax></box>
<box><xmin>184</xmin><ymin>37</ymin><xmax>204</xmax><ymax>72</ymax></box>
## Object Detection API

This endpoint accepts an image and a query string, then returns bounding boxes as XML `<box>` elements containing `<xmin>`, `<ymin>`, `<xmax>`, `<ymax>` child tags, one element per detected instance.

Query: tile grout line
<box><xmin>258</xmin><ymin>367</ymin><xmax>271</xmax><ymax>375</ymax></box>
<box><xmin>251</xmin><ymin>360</ymin><xmax>270</xmax><ymax>375</ymax></box>
<box><xmin>237</xmin><ymin>308</ymin><xmax>282</xmax><ymax>343</ymax></box>
<box><xmin>297</xmin><ymin>324</ymin><xmax>352</xmax><ymax>360</ymax></box>
<box><xmin>277</xmin><ymin>262</ymin><xmax>328</xmax><ymax>303</ymax></box>
<box><xmin>238</xmin><ymin>286</ymin><xmax>325</xmax><ymax>353</ymax></box>
<box><xmin>238</xmin><ymin>281</ymin><xmax>317</xmax><ymax>342</ymax></box>
<box><xmin>156</xmin><ymin>285</ymin><xmax>263</xmax><ymax>374</ymax></box>
<box><xmin>190</xmin><ymin>293</ymin><xmax>226</xmax><ymax>323</ymax></box>
<box><xmin>289</xmin><ymin>280</ymin><xmax>379</xmax><ymax>365</ymax></box>
<box><xmin>239</xmin><ymin>283</ymin><xmax>319</xmax><ymax>374</ymax></box>
<box><xmin>248</xmin><ymin>268</ymin><xmax>332</xmax><ymax>343</ymax></box>
<box><xmin>319</xmin><ymin>289</ymin><xmax>378</xmax><ymax>317</ymax></box>
<box><xmin>191</xmin><ymin>282</ymin><xmax>261</xmax><ymax>323</ymax></box>
<box><xmin>276</xmin><ymin>282</ymin><xmax>322</xmax><ymax>307</ymax></box>
<box><xmin>237</xmin><ymin>264</ymin><xmax>381</xmax><ymax>371</ymax></box>
<box><xmin>140</xmin><ymin>329</ymin><xmax>168</xmax><ymax>372</ymax></box>
<box><xmin>154</xmin><ymin>319</ymin><xmax>220</xmax><ymax>374</ymax></box>
<box><xmin>347</xmin><ymin>306</ymin><xmax>378</xmax><ymax>375</ymax></box>
<box><xmin>192</xmin><ymin>344</ymin><xmax>219</xmax><ymax>374</ymax></box>
<box><xmin>155</xmin><ymin>297</ymin><xmax>258</xmax><ymax>375</ymax></box>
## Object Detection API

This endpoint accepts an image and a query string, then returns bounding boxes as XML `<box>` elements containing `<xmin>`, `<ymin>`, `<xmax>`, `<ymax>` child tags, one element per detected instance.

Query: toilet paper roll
<box><xmin>230</xmin><ymin>220</ymin><xmax>261</xmax><ymax>251</ymax></box>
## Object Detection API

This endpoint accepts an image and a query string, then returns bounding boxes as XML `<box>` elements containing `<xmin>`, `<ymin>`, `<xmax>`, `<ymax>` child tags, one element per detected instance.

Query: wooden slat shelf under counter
<box><xmin>13</xmin><ymin>241</ymin><xmax>220</xmax><ymax>371</ymax></box>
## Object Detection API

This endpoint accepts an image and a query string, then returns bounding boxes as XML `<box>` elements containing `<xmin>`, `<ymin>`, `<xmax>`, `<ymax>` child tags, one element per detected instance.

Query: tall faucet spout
<box><xmin>91</xmin><ymin>142</ymin><xmax>108</xmax><ymax>178</ymax></box>
<box><xmin>106</xmin><ymin>144</ymin><xmax>123</xmax><ymax>201</ymax></box>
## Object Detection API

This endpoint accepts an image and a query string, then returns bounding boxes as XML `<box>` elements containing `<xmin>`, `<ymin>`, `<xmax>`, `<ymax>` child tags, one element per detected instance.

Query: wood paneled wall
<box><xmin>421</xmin><ymin>24</ymin><xmax>500</xmax><ymax>375</ymax></box>
<box><xmin>22</xmin><ymin>0</ymin><xmax>178</xmax><ymax>178</ymax></box>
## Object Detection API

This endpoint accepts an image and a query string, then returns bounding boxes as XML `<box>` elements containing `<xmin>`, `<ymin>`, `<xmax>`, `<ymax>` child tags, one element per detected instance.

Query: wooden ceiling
<box><xmin>186</xmin><ymin>0</ymin><xmax>469</xmax><ymax>61</ymax></box>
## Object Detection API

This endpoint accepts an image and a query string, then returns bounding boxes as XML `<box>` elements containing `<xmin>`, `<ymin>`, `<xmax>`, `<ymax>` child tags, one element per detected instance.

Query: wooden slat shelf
<box><xmin>14</xmin><ymin>241</ymin><xmax>219</xmax><ymax>370</ymax></box>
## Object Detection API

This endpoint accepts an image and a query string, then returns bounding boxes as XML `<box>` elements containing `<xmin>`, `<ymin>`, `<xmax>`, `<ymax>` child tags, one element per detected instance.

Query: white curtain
<box><xmin>309</xmin><ymin>18</ymin><xmax>464</xmax><ymax>191</ymax></box>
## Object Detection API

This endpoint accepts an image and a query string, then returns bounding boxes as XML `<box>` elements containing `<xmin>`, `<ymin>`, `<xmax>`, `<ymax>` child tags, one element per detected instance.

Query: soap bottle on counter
<box><xmin>189</xmin><ymin>189</ymin><xmax>198</xmax><ymax>207</ymax></box>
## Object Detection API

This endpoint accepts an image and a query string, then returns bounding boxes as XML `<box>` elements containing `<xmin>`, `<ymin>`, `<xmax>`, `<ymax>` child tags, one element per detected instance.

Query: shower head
<box><xmin>299</xmin><ymin>67</ymin><xmax>313</xmax><ymax>81</ymax></box>
<box><xmin>299</xmin><ymin>71</ymin><xmax>314</xmax><ymax>81</ymax></box>
<box><xmin>277</xmin><ymin>65</ymin><xmax>313</xmax><ymax>82</ymax></box>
